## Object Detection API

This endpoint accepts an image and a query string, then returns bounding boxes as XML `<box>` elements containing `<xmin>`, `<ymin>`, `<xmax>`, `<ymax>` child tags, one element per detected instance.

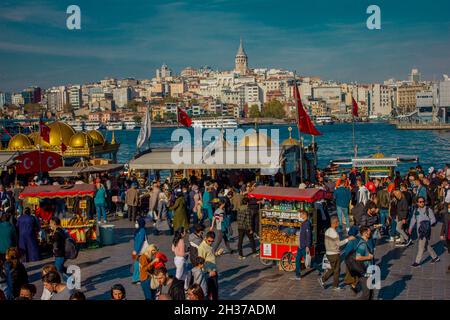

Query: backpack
<box><xmin>65</xmin><ymin>236</ymin><xmax>79</xmax><ymax>260</ymax></box>
<box><xmin>415</xmin><ymin>207</ymin><xmax>433</xmax><ymax>240</ymax></box>
<box><xmin>345</xmin><ymin>240</ymin><xmax>371</xmax><ymax>277</ymax></box>
<box><xmin>351</xmin><ymin>202</ymin><xmax>365</xmax><ymax>226</ymax></box>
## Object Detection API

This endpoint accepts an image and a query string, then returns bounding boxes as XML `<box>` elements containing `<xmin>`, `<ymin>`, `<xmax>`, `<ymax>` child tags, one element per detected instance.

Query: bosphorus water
<box><xmin>103</xmin><ymin>122</ymin><xmax>450</xmax><ymax>173</ymax></box>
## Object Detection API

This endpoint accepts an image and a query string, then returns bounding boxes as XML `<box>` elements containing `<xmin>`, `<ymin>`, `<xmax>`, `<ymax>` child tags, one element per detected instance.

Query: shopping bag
<box><xmin>322</xmin><ymin>255</ymin><xmax>331</xmax><ymax>271</ymax></box>
<box><xmin>304</xmin><ymin>253</ymin><xmax>312</xmax><ymax>268</ymax></box>
<box><xmin>139</xmin><ymin>238</ymin><xmax>149</xmax><ymax>255</ymax></box>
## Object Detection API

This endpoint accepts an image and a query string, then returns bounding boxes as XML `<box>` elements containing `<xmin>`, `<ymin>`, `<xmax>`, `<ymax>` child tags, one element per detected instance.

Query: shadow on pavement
<box><xmin>377</xmin><ymin>274</ymin><xmax>412</xmax><ymax>300</ymax></box>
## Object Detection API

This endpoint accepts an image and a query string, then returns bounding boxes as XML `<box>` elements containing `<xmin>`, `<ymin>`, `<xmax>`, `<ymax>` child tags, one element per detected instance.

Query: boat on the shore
<box><xmin>85</xmin><ymin>121</ymin><xmax>102</xmax><ymax>130</ymax></box>
<box><xmin>315</xmin><ymin>116</ymin><xmax>334</xmax><ymax>125</ymax></box>
<box><xmin>192</xmin><ymin>117</ymin><xmax>238</xmax><ymax>129</ymax></box>
<box><xmin>123</xmin><ymin>121</ymin><xmax>139</xmax><ymax>130</ymax></box>
<box><xmin>106</xmin><ymin>122</ymin><xmax>123</xmax><ymax>131</ymax></box>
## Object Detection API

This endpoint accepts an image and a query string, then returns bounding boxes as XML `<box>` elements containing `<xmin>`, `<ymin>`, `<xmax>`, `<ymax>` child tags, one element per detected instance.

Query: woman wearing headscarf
<box><xmin>132</xmin><ymin>217</ymin><xmax>146</xmax><ymax>284</ymax></box>
<box><xmin>170</xmin><ymin>190</ymin><xmax>189</xmax><ymax>232</ymax></box>
<box><xmin>17</xmin><ymin>208</ymin><xmax>40</xmax><ymax>262</ymax></box>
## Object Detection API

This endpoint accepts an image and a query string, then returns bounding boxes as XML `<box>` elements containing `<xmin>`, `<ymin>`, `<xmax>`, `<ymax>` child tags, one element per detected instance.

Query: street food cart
<box><xmin>19</xmin><ymin>184</ymin><xmax>98</xmax><ymax>245</ymax></box>
<box><xmin>248</xmin><ymin>186</ymin><xmax>331</xmax><ymax>272</ymax></box>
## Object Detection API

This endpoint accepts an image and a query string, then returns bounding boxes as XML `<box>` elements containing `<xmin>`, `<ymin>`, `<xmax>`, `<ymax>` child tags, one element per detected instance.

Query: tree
<box><xmin>249</xmin><ymin>104</ymin><xmax>261</xmax><ymax>118</ymax></box>
<box><xmin>262</xmin><ymin>100</ymin><xmax>286</xmax><ymax>119</ymax></box>
<box><xmin>133</xmin><ymin>115</ymin><xmax>142</xmax><ymax>123</ymax></box>
<box><xmin>154</xmin><ymin>114</ymin><xmax>163</xmax><ymax>122</ymax></box>
<box><xmin>23</xmin><ymin>103</ymin><xmax>44</xmax><ymax>115</ymax></box>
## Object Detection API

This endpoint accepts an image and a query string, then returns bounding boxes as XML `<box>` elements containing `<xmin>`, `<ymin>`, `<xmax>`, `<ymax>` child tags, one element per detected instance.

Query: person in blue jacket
<box><xmin>334</xmin><ymin>181</ymin><xmax>352</xmax><ymax>232</ymax></box>
<box><xmin>16</xmin><ymin>208</ymin><xmax>40</xmax><ymax>262</ymax></box>
<box><xmin>132</xmin><ymin>217</ymin><xmax>146</xmax><ymax>284</ymax></box>
<box><xmin>292</xmin><ymin>210</ymin><xmax>312</xmax><ymax>280</ymax></box>
<box><xmin>94</xmin><ymin>180</ymin><xmax>108</xmax><ymax>224</ymax></box>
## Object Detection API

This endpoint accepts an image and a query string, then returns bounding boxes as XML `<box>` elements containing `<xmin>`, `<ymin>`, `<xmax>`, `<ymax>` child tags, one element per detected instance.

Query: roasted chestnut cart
<box><xmin>248</xmin><ymin>186</ymin><xmax>330</xmax><ymax>272</ymax></box>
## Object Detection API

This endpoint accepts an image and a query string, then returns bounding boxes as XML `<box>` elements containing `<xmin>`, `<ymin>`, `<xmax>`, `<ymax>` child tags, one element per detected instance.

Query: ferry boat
<box><xmin>84</xmin><ymin>121</ymin><xmax>102</xmax><ymax>130</ymax></box>
<box><xmin>123</xmin><ymin>121</ymin><xmax>139</xmax><ymax>130</ymax></box>
<box><xmin>106</xmin><ymin>122</ymin><xmax>123</xmax><ymax>131</ymax></box>
<box><xmin>192</xmin><ymin>117</ymin><xmax>238</xmax><ymax>129</ymax></box>
<box><xmin>315</xmin><ymin>116</ymin><xmax>334</xmax><ymax>125</ymax></box>
<box><xmin>66</xmin><ymin>120</ymin><xmax>83</xmax><ymax>131</ymax></box>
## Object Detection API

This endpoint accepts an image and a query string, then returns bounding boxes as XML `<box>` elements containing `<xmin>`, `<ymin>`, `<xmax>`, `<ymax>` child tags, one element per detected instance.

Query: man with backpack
<box><xmin>409</xmin><ymin>196</ymin><xmax>440</xmax><ymax>267</ymax></box>
<box><xmin>353</xmin><ymin>226</ymin><xmax>374</xmax><ymax>300</ymax></box>
<box><xmin>188</xmin><ymin>224</ymin><xmax>204</xmax><ymax>265</ymax></box>
<box><xmin>50</xmin><ymin>217</ymin><xmax>78</xmax><ymax>275</ymax></box>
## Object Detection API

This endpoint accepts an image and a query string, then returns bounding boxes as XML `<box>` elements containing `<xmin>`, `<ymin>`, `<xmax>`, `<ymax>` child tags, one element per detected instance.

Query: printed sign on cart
<box><xmin>263</xmin><ymin>243</ymin><xmax>272</xmax><ymax>256</ymax></box>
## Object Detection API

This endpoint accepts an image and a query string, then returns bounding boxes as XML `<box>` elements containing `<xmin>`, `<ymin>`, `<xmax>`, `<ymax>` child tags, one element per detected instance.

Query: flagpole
<box><xmin>293</xmin><ymin>72</ymin><xmax>303</xmax><ymax>184</ymax></box>
<box><xmin>38</xmin><ymin>119</ymin><xmax>43</xmax><ymax>180</ymax></box>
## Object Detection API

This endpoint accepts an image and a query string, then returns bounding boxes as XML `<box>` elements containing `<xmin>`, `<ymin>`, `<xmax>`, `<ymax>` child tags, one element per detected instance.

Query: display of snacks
<box><xmin>260</xmin><ymin>217</ymin><xmax>301</xmax><ymax>228</ymax></box>
<box><xmin>260</xmin><ymin>227</ymin><xmax>298</xmax><ymax>245</ymax></box>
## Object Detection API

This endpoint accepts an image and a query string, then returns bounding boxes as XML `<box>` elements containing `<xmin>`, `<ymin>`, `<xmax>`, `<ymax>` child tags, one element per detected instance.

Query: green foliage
<box><xmin>262</xmin><ymin>100</ymin><xmax>286</xmax><ymax>119</ymax></box>
<box><xmin>249</xmin><ymin>104</ymin><xmax>261</xmax><ymax>118</ymax></box>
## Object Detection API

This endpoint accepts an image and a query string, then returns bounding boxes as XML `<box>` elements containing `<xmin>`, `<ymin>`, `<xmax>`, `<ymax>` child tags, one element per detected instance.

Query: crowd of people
<box><xmin>0</xmin><ymin>163</ymin><xmax>448</xmax><ymax>300</ymax></box>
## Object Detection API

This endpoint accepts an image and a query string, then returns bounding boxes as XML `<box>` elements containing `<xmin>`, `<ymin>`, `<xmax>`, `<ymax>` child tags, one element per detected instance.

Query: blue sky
<box><xmin>1</xmin><ymin>0</ymin><xmax>449</xmax><ymax>92</ymax></box>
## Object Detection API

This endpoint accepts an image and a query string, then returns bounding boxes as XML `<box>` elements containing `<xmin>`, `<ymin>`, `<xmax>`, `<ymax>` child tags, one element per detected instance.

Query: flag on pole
<box><xmin>136</xmin><ymin>108</ymin><xmax>152</xmax><ymax>149</ymax></box>
<box><xmin>177</xmin><ymin>107</ymin><xmax>192</xmax><ymax>127</ymax></box>
<box><xmin>39</xmin><ymin>121</ymin><xmax>51</xmax><ymax>143</ymax></box>
<box><xmin>351</xmin><ymin>97</ymin><xmax>359</xmax><ymax>117</ymax></box>
<box><xmin>293</xmin><ymin>81</ymin><xmax>322</xmax><ymax>136</ymax></box>
<box><xmin>60</xmin><ymin>143</ymin><xmax>67</xmax><ymax>153</ymax></box>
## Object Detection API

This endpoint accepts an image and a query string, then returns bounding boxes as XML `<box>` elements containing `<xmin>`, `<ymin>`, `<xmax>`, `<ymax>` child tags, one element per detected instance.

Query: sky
<box><xmin>0</xmin><ymin>0</ymin><xmax>449</xmax><ymax>92</ymax></box>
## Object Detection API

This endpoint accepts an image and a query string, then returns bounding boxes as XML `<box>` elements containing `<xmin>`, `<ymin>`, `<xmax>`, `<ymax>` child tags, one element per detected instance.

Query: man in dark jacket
<box><xmin>376</xmin><ymin>183</ymin><xmax>390</xmax><ymax>235</ymax></box>
<box><xmin>359</xmin><ymin>202</ymin><xmax>382</xmax><ymax>249</ymax></box>
<box><xmin>292</xmin><ymin>210</ymin><xmax>312</xmax><ymax>280</ymax></box>
<box><xmin>155</xmin><ymin>267</ymin><xmax>185</xmax><ymax>300</ymax></box>
<box><xmin>393</xmin><ymin>190</ymin><xmax>411</xmax><ymax>247</ymax></box>
<box><xmin>237</xmin><ymin>197</ymin><xmax>257</xmax><ymax>260</ymax></box>
<box><xmin>50</xmin><ymin>217</ymin><xmax>66</xmax><ymax>274</ymax></box>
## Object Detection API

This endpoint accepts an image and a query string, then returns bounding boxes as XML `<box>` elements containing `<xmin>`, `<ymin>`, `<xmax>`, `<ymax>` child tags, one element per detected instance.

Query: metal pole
<box><xmin>293</xmin><ymin>72</ymin><xmax>304</xmax><ymax>184</ymax></box>
<box><xmin>352</xmin><ymin>116</ymin><xmax>356</xmax><ymax>158</ymax></box>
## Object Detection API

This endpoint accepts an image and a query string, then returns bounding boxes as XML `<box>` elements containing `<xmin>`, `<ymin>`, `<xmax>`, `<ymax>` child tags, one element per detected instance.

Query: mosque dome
<box><xmin>69</xmin><ymin>132</ymin><xmax>93</xmax><ymax>148</ymax></box>
<box><xmin>87</xmin><ymin>130</ymin><xmax>105</xmax><ymax>145</ymax></box>
<box><xmin>282</xmin><ymin>127</ymin><xmax>300</xmax><ymax>147</ymax></box>
<box><xmin>28</xmin><ymin>132</ymin><xmax>51</xmax><ymax>148</ymax></box>
<box><xmin>8</xmin><ymin>134</ymin><xmax>33</xmax><ymax>150</ymax></box>
<box><xmin>48</xmin><ymin>121</ymin><xmax>76</xmax><ymax>146</ymax></box>
<box><xmin>240</xmin><ymin>131</ymin><xmax>273</xmax><ymax>147</ymax></box>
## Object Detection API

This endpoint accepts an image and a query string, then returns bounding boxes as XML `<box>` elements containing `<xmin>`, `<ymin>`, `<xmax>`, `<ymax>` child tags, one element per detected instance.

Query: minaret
<box><xmin>235</xmin><ymin>37</ymin><xmax>248</xmax><ymax>75</ymax></box>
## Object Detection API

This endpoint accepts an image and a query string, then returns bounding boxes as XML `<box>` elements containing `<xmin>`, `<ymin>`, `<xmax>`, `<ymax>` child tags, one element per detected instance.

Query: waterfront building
<box><xmin>396</xmin><ymin>83</ymin><xmax>427</xmax><ymax>115</ymax></box>
<box><xmin>0</xmin><ymin>92</ymin><xmax>12</xmax><ymax>106</ymax></box>
<box><xmin>12</xmin><ymin>93</ymin><xmax>24</xmax><ymax>106</ymax></box>
<box><xmin>416</xmin><ymin>90</ymin><xmax>434</xmax><ymax>122</ymax></box>
<box><xmin>22</xmin><ymin>86</ymin><xmax>41</xmax><ymax>104</ymax></box>
<box><xmin>181</xmin><ymin>67</ymin><xmax>198</xmax><ymax>78</ymax></box>
<box><xmin>156</xmin><ymin>64</ymin><xmax>172</xmax><ymax>80</ymax></box>
<box><xmin>69</xmin><ymin>85</ymin><xmax>82</xmax><ymax>109</ymax></box>
<box><xmin>113</xmin><ymin>87</ymin><xmax>133</xmax><ymax>108</ymax></box>
<box><xmin>370</xmin><ymin>84</ymin><xmax>393</xmax><ymax>117</ymax></box>
<box><xmin>169</xmin><ymin>81</ymin><xmax>187</xmax><ymax>97</ymax></box>
<box><xmin>46</xmin><ymin>86</ymin><xmax>68</xmax><ymax>112</ymax></box>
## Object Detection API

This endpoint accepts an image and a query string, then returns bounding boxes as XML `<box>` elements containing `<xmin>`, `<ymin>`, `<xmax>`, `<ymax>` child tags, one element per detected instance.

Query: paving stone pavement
<box><xmin>26</xmin><ymin>217</ymin><xmax>450</xmax><ymax>300</ymax></box>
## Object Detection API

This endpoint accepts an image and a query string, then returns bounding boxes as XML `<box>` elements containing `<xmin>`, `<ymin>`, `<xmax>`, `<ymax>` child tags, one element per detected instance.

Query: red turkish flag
<box><xmin>39</xmin><ymin>121</ymin><xmax>51</xmax><ymax>143</ymax></box>
<box><xmin>15</xmin><ymin>151</ymin><xmax>62</xmax><ymax>174</ymax></box>
<box><xmin>177</xmin><ymin>107</ymin><xmax>192</xmax><ymax>127</ymax></box>
<box><xmin>61</xmin><ymin>143</ymin><xmax>67</xmax><ymax>152</ymax></box>
<box><xmin>351</xmin><ymin>97</ymin><xmax>359</xmax><ymax>117</ymax></box>
<box><xmin>293</xmin><ymin>81</ymin><xmax>322</xmax><ymax>136</ymax></box>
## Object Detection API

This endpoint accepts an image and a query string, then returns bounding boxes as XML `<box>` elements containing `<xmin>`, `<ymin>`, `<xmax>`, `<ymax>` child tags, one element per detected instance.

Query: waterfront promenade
<box><xmin>25</xmin><ymin>217</ymin><xmax>450</xmax><ymax>300</ymax></box>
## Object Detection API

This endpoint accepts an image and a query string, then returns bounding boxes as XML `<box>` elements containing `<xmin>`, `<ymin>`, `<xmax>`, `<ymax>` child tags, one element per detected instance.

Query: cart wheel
<box><xmin>280</xmin><ymin>252</ymin><xmax>296</xmax><ymax>272</ymax></box>
<box><xmin>260</xmin><ymin>258</ymin><xmax>274</xmax><ymax>266</ymax></box>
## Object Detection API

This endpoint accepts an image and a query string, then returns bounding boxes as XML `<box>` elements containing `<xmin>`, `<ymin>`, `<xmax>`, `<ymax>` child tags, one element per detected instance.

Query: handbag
<box><xmin>345</xmin><ymin>241</ymin><xmax>369</xmax><ymax>277</ymax></box>
<box><xmin>139</xmin><ymin>236</ymin><xmax>149</xmax><ymax>255</ymax></box>
<box><xmin>322</xmin><ymin>255</ymin><xmax>331</xmax><ymax>270</ymax></box>
<box><xmin>304</xmin><ymin>252</ymin><xmax>312</xmax><ymax>268</ymax></box>
<box><xmin>150</xmin><ymin>274</ymin><xmax>159</xmax><ymax>290</ymax></box>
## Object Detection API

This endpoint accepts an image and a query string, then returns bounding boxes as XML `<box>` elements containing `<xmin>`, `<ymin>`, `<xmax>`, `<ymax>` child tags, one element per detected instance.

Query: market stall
<box><xmin>248</xmin><ymin>186</ymin><xmax>331</xmax><ymax>272</ymax></box>
<box><xmin>19</xmin><ymin>184</ymin><xmax>98</xmax><ymax>245</ymax></box>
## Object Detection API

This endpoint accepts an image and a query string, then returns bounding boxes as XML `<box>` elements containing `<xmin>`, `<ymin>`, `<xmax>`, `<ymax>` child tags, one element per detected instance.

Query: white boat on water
<box><xmin>123</xmin><ymin>121</ymin><xmax>138</xmax><ymax>130</ymax></box>
<box><xmin>192</xmin><ymin>117</ymin><xmax>238</xmax><ymax>129</ymax></box>
<box><xmin>67</xmin><ymin>121</ymin><xmax>83</xmax><ymax>131</ymax></box>
<box><xmin>315</xmin><ymin>116</ymin><xmax>334</xmax><ymax>125</ymax></box>
<box><xmin>106</xmin><ymin>121</ymin><xmax>123</xmax><ymax>131</ymax></box>
<box><xmin>84</xmin><ymin>121</ymin><xmax>102</xmax><ymax>130</ymax></box>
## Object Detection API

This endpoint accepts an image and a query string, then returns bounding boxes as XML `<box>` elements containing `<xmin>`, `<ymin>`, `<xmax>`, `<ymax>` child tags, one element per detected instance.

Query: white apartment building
<box><xmin>69</xmin><ymin>85</ymin><xmax>82</xmax><ymax>109</ymax></box>
<box><xmin>370</xmin><ymin>84</ymin><xmax>393</xmax><ymax>117</ymax></box>
<box><xmin>46</xmin><ymin>86</ymin><xmax>68</xmax><ymax>112</ymax></box>
<box><xmin>113</xmin><ymin>87</ymin><xmax>133</xmax><ymax>109</ymax></box>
